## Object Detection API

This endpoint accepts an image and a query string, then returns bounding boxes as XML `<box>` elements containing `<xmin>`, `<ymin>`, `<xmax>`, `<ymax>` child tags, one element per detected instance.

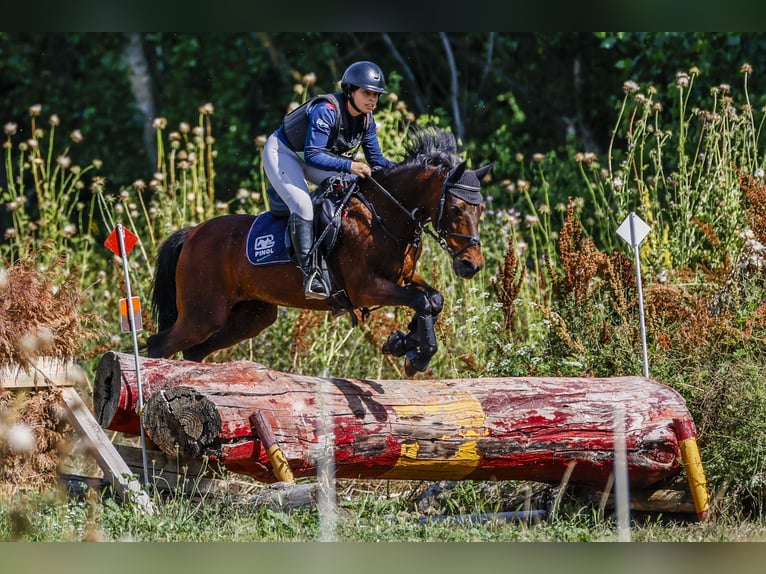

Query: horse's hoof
<box><xmin>404</xmin><ymin>353</ymin><xmax>430</xmax><ymax>376</ymax></box>
<box><xmin>382</xmin><ymin>331</ymin><xmax>407</xmax><ymax>357</ymax></box>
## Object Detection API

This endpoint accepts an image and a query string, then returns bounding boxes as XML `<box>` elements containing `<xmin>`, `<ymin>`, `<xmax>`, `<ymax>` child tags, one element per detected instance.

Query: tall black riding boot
<box><xmin>289</xmin><ymin>213</ymin><xmax>329</xmax><ymax>300</ymax></box>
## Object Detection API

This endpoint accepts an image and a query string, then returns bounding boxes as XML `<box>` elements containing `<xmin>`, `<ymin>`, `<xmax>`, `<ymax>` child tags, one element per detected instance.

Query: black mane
<box><xmin>395</xmin><ymin>127</ymin><xmax>462</xmax><ymax>172</ymax></box>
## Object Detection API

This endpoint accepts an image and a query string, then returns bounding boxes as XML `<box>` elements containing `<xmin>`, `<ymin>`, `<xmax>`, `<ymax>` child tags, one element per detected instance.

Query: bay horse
<box><xmin>146</xmin><ymin>127</ymin><xmax>494</xmax><ymax>375</ymax></box>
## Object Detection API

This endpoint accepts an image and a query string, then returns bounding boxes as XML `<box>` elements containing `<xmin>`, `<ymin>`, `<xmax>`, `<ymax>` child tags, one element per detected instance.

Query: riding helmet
<box><xmin>341</xmin><ymin>61</ymin><xmax>387</xmax><ymax>94</ymax></box>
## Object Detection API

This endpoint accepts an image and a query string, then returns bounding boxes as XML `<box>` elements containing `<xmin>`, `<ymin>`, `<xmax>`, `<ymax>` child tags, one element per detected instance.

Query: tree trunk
<box><xmin>122</xmin><ymin>33</ymin><xmax>156</xmax><ymax>167</ymax></box>
<box><xmin>93</xmin><ymin>351</ymin><xmax>694</xmax><ymax>490</ymax></box>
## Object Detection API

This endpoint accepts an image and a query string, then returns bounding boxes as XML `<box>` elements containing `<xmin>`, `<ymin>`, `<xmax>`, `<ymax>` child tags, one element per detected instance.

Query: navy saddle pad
<box><xmin>245</xmin><ymin>212</ymin><xmax>292</xmax><ymax>267</ymax></box>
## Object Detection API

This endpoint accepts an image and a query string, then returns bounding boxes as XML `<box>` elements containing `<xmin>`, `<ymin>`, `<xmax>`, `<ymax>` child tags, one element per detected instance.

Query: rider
<box><xmin>262</xmin><ymin>60</ymin><xmax>394</xmax><ymax>300</ymax></box>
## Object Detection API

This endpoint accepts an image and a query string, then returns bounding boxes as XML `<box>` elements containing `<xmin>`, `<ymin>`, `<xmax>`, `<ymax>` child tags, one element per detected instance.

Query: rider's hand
<box><xmin>350</xmin><ymin>161</ymin><xmax>372</xmax><ymax>178</ymax></box>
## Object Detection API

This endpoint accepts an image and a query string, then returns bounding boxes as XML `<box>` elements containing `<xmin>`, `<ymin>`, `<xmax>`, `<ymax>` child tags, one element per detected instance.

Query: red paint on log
<box><xmin>93</xmin><ymin>352</ymin><xmax>695</xmax><ymax>489</ymax></box>
<box><xmin>673</xmin><ymin>418</ymin><xmax>697</xmax><ymax>441</ymax></box>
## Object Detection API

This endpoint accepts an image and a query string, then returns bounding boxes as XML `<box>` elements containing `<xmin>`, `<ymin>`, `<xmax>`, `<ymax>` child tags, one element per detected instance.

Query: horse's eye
<box><xmin>450</xmin><ymin>205</ymin><xmax>462</xmax><ymax>217</ymax></box>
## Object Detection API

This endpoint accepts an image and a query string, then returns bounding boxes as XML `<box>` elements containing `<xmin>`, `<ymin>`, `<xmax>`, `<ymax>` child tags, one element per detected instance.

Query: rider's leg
<box><xmin>265</xmin><ymin>185</ymin><xmax>289</xmax><ymax>216</ymax></box>
<box><xmin>288</xmin><ymin>212</ymin><xmax>329</xmax><ymax>299</ymax></box>
<box><xmin>263</xmin><ymin>134</ymin><xmax>330</xmax><ymax>299</ymax></box>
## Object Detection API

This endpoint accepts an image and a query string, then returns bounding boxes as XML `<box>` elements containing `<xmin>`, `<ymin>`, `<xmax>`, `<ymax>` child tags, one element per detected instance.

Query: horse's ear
<box><xmin>472</xmin><ymin>161</ymin><xmax>496</xmax><ymax>182</ymax></box>
<box><xmin>448</xmin><ymin>160</ymin><xmax>468</xmax><ymax>182</ymax></box>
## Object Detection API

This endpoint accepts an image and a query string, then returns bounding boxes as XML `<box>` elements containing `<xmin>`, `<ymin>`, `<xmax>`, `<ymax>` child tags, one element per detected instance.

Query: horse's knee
<box><xmin>415</xmin><ymin>291</ymin><xmax>443</xmax><ymax>316</ymax></box>
<box><xmin>428</xmin><ymin>292</ymin><xmax>444</xmax><ymax>315</ymax></box>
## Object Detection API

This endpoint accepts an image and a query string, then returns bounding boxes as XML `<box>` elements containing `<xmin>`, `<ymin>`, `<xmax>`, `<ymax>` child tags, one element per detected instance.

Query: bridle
<box><xmin>428</xmin><ymin>177</ymin><xmax>483</xmax><ymax>258</ymax></box>
<box><xmin>365</xmin><ymin>166</ymin><xmax>483</xmax><ymax>261</ymax></box>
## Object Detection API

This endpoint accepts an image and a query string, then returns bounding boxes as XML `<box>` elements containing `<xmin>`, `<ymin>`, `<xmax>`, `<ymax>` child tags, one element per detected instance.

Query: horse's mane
<box><xmin>390</xmin><ymin>127</ymin><xmax>462</xmax><ymax>174</ymax></box>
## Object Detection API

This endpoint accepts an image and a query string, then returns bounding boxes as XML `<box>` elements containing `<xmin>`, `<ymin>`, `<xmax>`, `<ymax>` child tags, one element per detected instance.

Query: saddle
<box><xmin>264</xmin><ymin>177</ymin><xmax>358</xmax><ymax>315</ymax></box>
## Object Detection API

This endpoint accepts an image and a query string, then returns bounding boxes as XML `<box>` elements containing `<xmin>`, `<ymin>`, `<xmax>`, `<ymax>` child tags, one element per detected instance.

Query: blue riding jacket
<box><xmin>276</xmin><ymin>93</ymin><xmax>393</xmax><ymax>174</ymax></box>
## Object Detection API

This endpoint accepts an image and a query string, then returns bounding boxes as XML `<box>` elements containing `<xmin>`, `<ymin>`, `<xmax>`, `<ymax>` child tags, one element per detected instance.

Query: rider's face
<box><xmin>350</xmin><ymin>88</ymin><xmax>381</xmax><ymax>116</ymax></box>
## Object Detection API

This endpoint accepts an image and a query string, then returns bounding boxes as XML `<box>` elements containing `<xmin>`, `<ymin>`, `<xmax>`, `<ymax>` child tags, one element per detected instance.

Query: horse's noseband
<box><xmin>431</xmin><ymin>179</ymin><xmax>483</xmax><ymax>260</ymax></box>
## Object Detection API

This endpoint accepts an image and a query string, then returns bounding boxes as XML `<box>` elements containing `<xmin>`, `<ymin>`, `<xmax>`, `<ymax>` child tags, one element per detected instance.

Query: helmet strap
<box><xmin>345</xmin><ymin>89</ymin><xmax>365</xmax><ymax>116</ymax></box>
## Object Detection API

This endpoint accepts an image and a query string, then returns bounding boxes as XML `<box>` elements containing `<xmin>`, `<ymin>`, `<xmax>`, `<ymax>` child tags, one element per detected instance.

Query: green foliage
<box><xmin>4</xmin><ymin>32</ymin><xmax>766</xmax><ymax>203</ymax></box>
<box><xmin>0</xmin><ymin>33</ymin><xmax>147</xmax><ymax>188</ymax></box>
<box><xmin>580</xmin><ymin>66</ymin><xmax>763</xmax><ymax>275</ymax></box>
<box><xmin>1</xmin><ymin>107</ymin><xmax>104</xmax><ymax>285</ymax></box>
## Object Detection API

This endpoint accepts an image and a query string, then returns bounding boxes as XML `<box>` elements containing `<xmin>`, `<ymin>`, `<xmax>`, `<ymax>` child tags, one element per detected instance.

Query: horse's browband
<box><xmin>450</xmin><ymin>182</ymin><xmax>481</xmax><ymax>192</ymax></box>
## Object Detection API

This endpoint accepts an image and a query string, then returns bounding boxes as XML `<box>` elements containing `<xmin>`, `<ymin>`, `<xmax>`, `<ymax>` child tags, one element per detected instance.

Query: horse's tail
<box><xmin>151</xmin><ymin>227</ymin><xmax>191</xmax><ymax>332</ymax></box>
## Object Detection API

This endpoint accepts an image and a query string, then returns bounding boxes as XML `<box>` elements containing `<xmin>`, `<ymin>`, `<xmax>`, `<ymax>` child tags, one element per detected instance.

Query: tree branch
<box><xmin>381</xmin><ymin>33</ymin><xmax>427</xmax><ymax>114</ymax></box>
<box><xmin>439</xmin><ymin>33</ymin><xmax>463</xmax><ymax>142</ymax></box>
<box><xmin>252</xmin><ymin>32</ymin><xmax>299</xmax><ymax>81</ymax></box>
<box><xmin>122</xmin><ymin>33</ymin><xmax>156</xmax><ymax>169</ymax></box>
<box><xmin>476</xmin><ymin>32</ymin><xmax>495</xmax><ymax>95</ymax></box>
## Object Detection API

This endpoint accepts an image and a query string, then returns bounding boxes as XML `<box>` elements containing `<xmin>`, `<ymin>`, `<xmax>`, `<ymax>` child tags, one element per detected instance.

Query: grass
<box><xmin>3</xmin><ymin>478</ymin><xmax>766</xmax><ymax>542</ymax></box>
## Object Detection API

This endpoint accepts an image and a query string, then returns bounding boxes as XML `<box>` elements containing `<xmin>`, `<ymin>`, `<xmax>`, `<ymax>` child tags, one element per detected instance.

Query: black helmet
<box><xmin>341</xmin><ymin>61</ymin><xmax>387</xmax><ymax>94</ymax></box>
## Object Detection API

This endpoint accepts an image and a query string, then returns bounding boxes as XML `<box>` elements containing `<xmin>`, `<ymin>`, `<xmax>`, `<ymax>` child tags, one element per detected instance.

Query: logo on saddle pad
<box><xmin>246</xmin><ymin>190</ymin><xmax>345</xmax><ymax>268</ymax></box>
<box><xmin>253</xmin><ymin>234</ymin><xmax>276</xmax><ymax>253</ymax></box>
<box><xmin>245</xmin><ymin>212</ymin><xmax>292</xmax><ymax>267</ymax></box>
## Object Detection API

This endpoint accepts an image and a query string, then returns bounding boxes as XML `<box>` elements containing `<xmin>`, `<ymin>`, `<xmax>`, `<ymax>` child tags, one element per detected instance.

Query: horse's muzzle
<box><xmin>454</xmin><ymin>256</ymin><xmax>484</xmax><ymax>278</ymax></box>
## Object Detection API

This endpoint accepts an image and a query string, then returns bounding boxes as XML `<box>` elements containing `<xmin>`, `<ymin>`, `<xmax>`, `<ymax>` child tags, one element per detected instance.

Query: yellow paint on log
<box><xmin>266</xmin><ymin>444</ymin><xmax>295</xmax><ymax>484</ymax></box>
<box><xmin>381</xmin><ymin>392</ymin><xmax>487</xmax><ymax>480</ymax></box>
<box><xmin>679</xmin><ymin>437</ymin><xmax>709</xmax><ymax>521</ymax></box>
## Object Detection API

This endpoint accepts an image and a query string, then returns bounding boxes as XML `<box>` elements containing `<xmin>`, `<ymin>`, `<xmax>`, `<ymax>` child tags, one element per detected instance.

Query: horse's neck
<box><xmin>363</xmin><ymin>169</ymin><xmax>440</xmax><ymax>225</ymax></box>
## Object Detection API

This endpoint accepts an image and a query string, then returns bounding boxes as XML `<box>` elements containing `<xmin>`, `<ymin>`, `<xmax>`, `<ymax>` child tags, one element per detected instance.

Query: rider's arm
<box><xmin>303</xmin><ymin>102</ymin><xmax>353</xmax><ymax>173</ymax></box>
<box><xmin>361</xmin><ymin>115</ymin><xmax>394</xmax><ymax>169</ymax></box>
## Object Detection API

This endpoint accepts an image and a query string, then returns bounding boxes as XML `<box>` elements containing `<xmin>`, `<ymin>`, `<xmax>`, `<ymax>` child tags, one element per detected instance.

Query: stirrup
<box><xmin>304</xmin><ymin>269</ymin><xmax>329</xmax><ymax>300</ymax></box>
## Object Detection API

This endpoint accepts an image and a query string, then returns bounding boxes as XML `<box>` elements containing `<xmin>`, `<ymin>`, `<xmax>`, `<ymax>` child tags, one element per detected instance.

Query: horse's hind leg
<box><xmin>147</xmin><ymin>326</ymin><xmax>205</xmax><ymax>359</ymax></box>
<box><xmin>182</xmin><ymin>300</ymin><xmax>279</xmax><ymax>361</ymax></box>
<box><xmin>147</xmin><ymin>295</ymin><xmax>232</xmax><ymax>359</ymax></box>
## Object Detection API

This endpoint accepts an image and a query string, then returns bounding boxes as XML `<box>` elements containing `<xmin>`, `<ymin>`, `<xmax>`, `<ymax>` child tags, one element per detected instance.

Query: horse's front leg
<box><xmin>350</xmin><ymin>274</ymin><xmax>444</xmax><ymax>374</ymax></box>
<box><xmin>381</xmin><ymin>285</ymin><xmax>444</xmax><ymax>375</ymax></box>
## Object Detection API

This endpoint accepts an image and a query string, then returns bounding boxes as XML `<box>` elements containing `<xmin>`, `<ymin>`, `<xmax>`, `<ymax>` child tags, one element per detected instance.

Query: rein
<box><xmin>366</xmin><ymin>176</ymin><xmax>419</xmax><ymax>223</ymax></box>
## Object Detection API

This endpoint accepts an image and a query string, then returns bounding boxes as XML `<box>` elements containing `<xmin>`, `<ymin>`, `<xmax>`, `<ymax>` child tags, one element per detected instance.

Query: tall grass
<box><xmin>494</xmin><ymin>65</ymin><xmax>766</xmax><ymax>513</ymax></box>
<box><xmin>576</xmin><ymin>65</ymin><xmax>764</xmax><ymax>276</ymax></box>
<box><xmin>2</xmin><ymin>107</ymin><xmax>102</xmax><ymax>283</ymax></box>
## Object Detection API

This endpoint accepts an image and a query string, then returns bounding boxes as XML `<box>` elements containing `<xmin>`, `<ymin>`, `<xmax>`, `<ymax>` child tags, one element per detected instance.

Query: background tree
<box><xmin>2</xmin><ymin>32</ymin><xmax>766</xmax><ymax>220</ymax></box>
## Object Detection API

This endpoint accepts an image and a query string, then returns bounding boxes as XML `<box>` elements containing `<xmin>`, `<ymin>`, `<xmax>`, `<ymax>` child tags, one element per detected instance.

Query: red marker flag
<box><xmin>105</xmin><ymin>226</ymin><xmax>138</xmax><ymax>256</ymax></box>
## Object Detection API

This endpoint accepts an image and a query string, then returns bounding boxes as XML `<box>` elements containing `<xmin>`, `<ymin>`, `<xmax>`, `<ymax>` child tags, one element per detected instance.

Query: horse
<box><xmin>146</xmin><ymin>127</ymin><xmax>494</xmax><ymax>375</ymax></box>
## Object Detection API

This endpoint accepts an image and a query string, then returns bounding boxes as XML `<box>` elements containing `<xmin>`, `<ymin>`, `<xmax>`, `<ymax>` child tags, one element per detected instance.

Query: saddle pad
<box><xmin>245</xmin><ymin>212</ymin><xmax>292</xmax><ymax>267</ymax></box>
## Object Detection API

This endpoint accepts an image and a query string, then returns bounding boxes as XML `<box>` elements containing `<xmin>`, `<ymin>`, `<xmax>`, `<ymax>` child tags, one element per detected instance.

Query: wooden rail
<box><xmin>1</xmin><ymin>357</ymin><xmax>154</xmax><ymax>514</ymax></box>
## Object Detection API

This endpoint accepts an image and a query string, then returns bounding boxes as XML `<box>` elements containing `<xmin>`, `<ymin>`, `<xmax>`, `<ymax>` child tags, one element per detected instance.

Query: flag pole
<box><xmin>115</xmin><ymin>224</ymin><xmax>150</xmax><ymax>486</ymax></box>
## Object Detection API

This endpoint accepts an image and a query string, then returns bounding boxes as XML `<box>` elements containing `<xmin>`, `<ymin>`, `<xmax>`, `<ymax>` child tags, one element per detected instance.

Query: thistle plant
<box><xmin>1</xmin><ymin>105</ymin><xmax>102</xmax><ymax>282</ymax></box>
<box><xmin>576</xmin><ymin>64</ymin><xmax>765</xmax><ymax>280</ymax></box>
<box><xmin>95</xmin><ymin>103</ymin><xmax>231</xmax><ymax>252</ymax></box>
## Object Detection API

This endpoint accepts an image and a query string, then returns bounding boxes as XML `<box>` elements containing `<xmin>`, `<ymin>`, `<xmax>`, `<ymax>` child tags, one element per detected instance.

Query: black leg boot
<box><xmin>289</xmin><ymin>213</ymin><xmax>329</xmax><ymax>300</ymax></box>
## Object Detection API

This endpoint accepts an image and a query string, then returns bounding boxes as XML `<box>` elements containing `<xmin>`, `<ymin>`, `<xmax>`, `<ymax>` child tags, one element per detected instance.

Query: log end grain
<box><xmin>143</xmin><ymin>386</ymin><xmax>222</xmax><ymax>457</ymax></box>
<box><xmin>93</xmin><ymin>351</ymin><xmax>123</xmax><ymax>428</ymax></box>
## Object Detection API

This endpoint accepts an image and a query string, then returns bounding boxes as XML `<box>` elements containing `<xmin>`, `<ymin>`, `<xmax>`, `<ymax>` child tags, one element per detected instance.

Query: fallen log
<box><xmin>93</xmin><ymin>351</ymin><xmax>227</xmax><ymax>436</ymax></box>
<box><xmin>93</xmin><ymin>351</ymin><xmax>696</xmax><ymax>491</ymax></box>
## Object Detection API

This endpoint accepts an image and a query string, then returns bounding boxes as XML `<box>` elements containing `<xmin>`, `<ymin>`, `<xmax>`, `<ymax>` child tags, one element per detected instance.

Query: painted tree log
<box><xmin>93</xmin><ymin>350</ymin><xmax>206</xmax><ymax>435</ymax></box>
<box><xmin>93</xmin><ymin>351</ymin><xmax>695</xmax><ymax>490</ymax></box>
